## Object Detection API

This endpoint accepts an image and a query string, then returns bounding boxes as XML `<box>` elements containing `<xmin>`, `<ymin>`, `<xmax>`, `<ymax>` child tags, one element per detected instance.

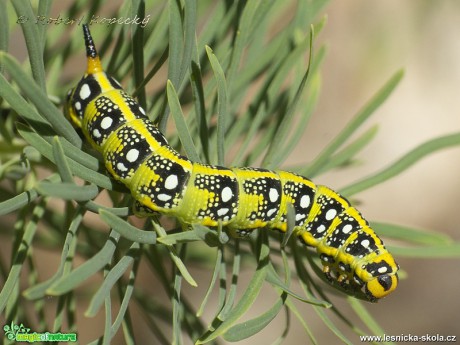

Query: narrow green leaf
<box><xmin>47</xmin><ymin>231</ymin><xmax>121</xmax><ymax>295</ymax></box>
<box><xmin>316</xmin><ymin>125</ymin><xmax>379</xmax><ymax>175</ymax></box>
<box><xmin>292</xmin><ymin>244</ymin><xmax>354</xmax><ymax>344</ymax></box>
<box><xmin>166</xmin><ymin>80</ymin><xmax>200</xmax><ymax>162</ymax></box>
<box><xmin>0</xmin><ymin>202</ymin><xmax>45</xmax><ymax>313</ymax></box>
<box><xmin>223</xmin><ymin>293</ymin><xmax>286</xmax><ymax>342</ymax></box>
<box><xmin>84</xmin><ymin>201</ymin><xmax>131</xmax><ymax>217</ymax></box>
<box><xmin>157</xmin><ymin>231</ymin><xmax>201</xmax><ymax>245</ymax></box>
<box><xmin>195</xmin><ymin>1</ymin><xmax>230</xmax><ymax>54</ymax></box>
<box><xmin>143</xmin><ymin>4</ymin><xmax>169</xmax><ymax>64</ymax></box>
<box><xmin>231</xmin><ymin>15</ymin><xmax>290</xmax><ymax>96</ymax></box>
<box><xmin>36</xmin><ymin>0</ymin><xmax>52</xmax><ymax>59</ymax></box>
<box><xmin>190</xmin><ymin>60</ymin><xmax>209</xmax><ymax>162</ymax></box>
<box><xmin>158</xmin><ymin>0</ymin><xmax>183</xmax><ymax>132</ymax></box>
<box><xmin>225</xmin><ymin>0</ymin><xmax>260</xmax><ymax>92</ymax></box>
<box><xmin>348</xmin><ymin>298</ymin><xmax>386</xmax><ymax>338</ymax></box>
<box><xmin>216</xmin><ymin>245</ymin><xmax>228</xmax><ymax>316</ymax></box>
<box><xmin>0</xmin><ymin>52</ymin><xmax>81</xmax><ymax>146</ymax></box>
<box><xmin>196</xmin><ymin>248</ymin><xmax>223</xmax><ymax>317</ymax></box>
<box><xmin>143</xmin><ymin>239</ymin><xmax>176</xmax><ymax>298</ymax></box>
<box><xmin>303</xmin><ymin>70</ymin><xmax>404</xmax><ymax>177</ymax></box>
<box><xmin>111</xmin><ymin>257</ymin><xmax>139</xmax><ymax>342</ymax></box>
<box><xmin>217</xmin><ymin>240</ymin><xmax>241</xmax><ymax>320</ymax></box>
<box><xmin>86</xmin><ymin>242</ymin><xmax>141</xmax><ymax>317</ymax></box>
<box><xmin>134</xmin><ymin>45</ymin><xmax>168</xmax><ymax>99</ymax></box>
<box><xmin>18</xmin><ymin>125</ymin><xmax>117</xmax><ymax>190</ymax></box>
<box><xmin>205</xmin><ymin>45</ymin><xmax>228</xmax><ymax>166</ymax></box>
<box><xmin>55</xmin><ymin>136</ymin><xmax>99</xmax><ymax>171</ymax></box>
<box><xmin>24</xmin><ymin>207</ymin><xmax>84</xmax><ymax>300</ymax></box>
<box><xmin>0</xmin><ymin>0</ymin><xmax>8</xmax><ymax>74</ymax></box>
<box><xmin>278</xmin><ymin>59</ymin><xmax>324</xmax><ymax>163</ymax></box>
<box><xmin>263</xmin><ymin>27</ymin><xmax>315</xmax><ymax>168</ymax></box>
<box><xmin>266</xmin><ymin>265</ymin><xmax>330</xmax><ymax>306</ymax></box>
<box><xmin>172</xmin><ymin>247</ymin><xmax>184</xmax><ymax>345</ymax></box>
<box><xmin>192</xmin><ymin>223</ymin><xmax>221</xmax><ymax>247</ymax></box>
<box><xmin>232</xmin><ymin>32</ymin><xmax>314</xmax><ymax>167</ymax></box>
<box><xmin>178</xmin><ymin>0</ymin><xmax>196</xmax><ymax>86</ymax></box>
<box><xmin>131</xmin><ymin>0</ymin><xmax>146</xmax><ymax>109</ymax></box>
<box><xmin>168</xmin><ymin>0</ymin><xmax>183</xmax><ymax>88</ymax></box>
<box><xmin>373</xmin><ymin>222</ymin><xmax>452</xmax><ymax>245</ymax></box>
<box><xmin>103</xmin><ymin>290</ymin><xmax>113</xmax><ymax>345</ymax></box>
<box><xmin>152</xmin><ymin>222</ymin><xmax>198</xmax><ymax>287</ymax></box>
<box><xmin>11</xmin><ymin>0</ymin><xmax>46</xmax><ymax>90</ymax></box>
<box><xmin>389</xmin><ymin>244</ymin><xmax>460</xmax><ymax>258</ymax></box>
<box><xmin>196</xmin><ymin>233</ymin><xmax>270</xmax><ymax>344</ymax></box>
<box><xmin>52</xmin><ymin>137</ymin><xmax>73</xmax><ymax>183</ymax></box>
<box><xmin>99</xmin><ymin>209</ymin><xmax>157</xmax><ymax>244</ymax></box>
<box><xmin>285</xmin><ymin>298</ymin><xmax>318</xmax><ymax>345</ymax></box>
<box><xmin>340</xmin><ymin>132</ymin><xmax>460</xmax><ymax>196</ymax></box>
<box><xmin>0</xmin><ymin>189</ymin><xmax>39</xmax><ymax>216</ymax></box>
<box><xmin>0</xmin><ymin>72</ymin><xmax>51</xmax><ymax>130</ymax></box>
<box><xmin>282</xmin><ymin>203</ymin><xmax>296</xmax><ymax>248</ymax></box>
<box><xmin>36</xmin><ymin>181</ymin><xmax>99</xmax><ymax>201</ymax></box>
<box><xmin>230</xmin><ymin>105</ymin><xmax>268</xmax><ymax>167</ymax></box>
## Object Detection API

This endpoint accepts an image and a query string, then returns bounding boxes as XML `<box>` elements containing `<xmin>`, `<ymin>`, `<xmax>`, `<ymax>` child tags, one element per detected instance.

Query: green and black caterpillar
<box><xmin>65</xmin><ymin>25</ymin><xmax>399</xmax><ymax>301</ymax></box>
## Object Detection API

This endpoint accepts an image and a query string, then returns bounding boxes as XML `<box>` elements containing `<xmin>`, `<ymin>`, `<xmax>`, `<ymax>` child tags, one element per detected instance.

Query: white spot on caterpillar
<box><xmin>295</xmin><ymin>213</ymin><xmax>305</xmax><ymax>221</ymax></box>
<box><xmin>79</xmin><ymin>83</ymin><xmax>91</xmax><ymax>100</ymax></box>
<box><xmin>221</xmin><ymin>187</ymin><xmax>233</xmax><ymax>202</ymax></box>
<box><xmin>269</xmin><ymin>188</ymin><xmax>279</xmax><ymax>203</ymax></box>
<box><xmin>300</xmin><ymin>195</ymin><xmax>310</xmax><ymax>209</ymax></box>
<box><xmin>165</xmin><ymin>175</ymin><xmax>178</xmax><ymax>189</ymax></box>
<box><xmin>93</xmin><ymin>129</ymin><xmax>101</xmax><ymax>138</ymax></box>
<box><xmin>158</xmin><ymin>194</ymin><xmax>172</xmax><ymax>201</ymax></box>
<box><xmin>126</xmin><ymin>149</ymin><xmax>139</xmax><ymax>162</ymax></box>
<box><xmin>267</xmin><ymin>208</ymin><xmax>277</xmax><ymax>217</ymax></box>
<box><xmin>342</xmin><ymin>224</ymin><xmax>353</xmax><ymax>234</ymax></box>
<box><xmin>378</xmin><ymin>266</ymin><xmax>388</xmax><ymax>274</ymax></box>
<box><xmin>325</xmin><ymin>209</ymin><xmax>337</xmax><ymax>221</ymax></box>
<box><xmin>139</xmin><ymin>106</ymin><xmax>146</xmax><ymax>115</ymax></box>
<box><xmin>361</xmin><ymin>239</ymin><xmax>370</xmax><ymax>248</ymax></box>
<box><xmin>117</xmin><ymin>162</ymin><xmax>128</xmax><ymax>172</ymax></box>
<box><xmin>75</xmin><ymin>102</ymin><xmax>81</xmax><ymax>110</ymax></box>
<box><xmin>101</xmin><ymin>117</ymin><xmax>113</xmax><ymax>129</ymax></box>
<box><xmin>317</xmin><ymin>224</ymin><xmax>326</xmax><ymax>233</ymax></box>
<box><xmin>217</xmin><ymin>208</ymin><xmax>229</xmax><ymax>216</ymax></box>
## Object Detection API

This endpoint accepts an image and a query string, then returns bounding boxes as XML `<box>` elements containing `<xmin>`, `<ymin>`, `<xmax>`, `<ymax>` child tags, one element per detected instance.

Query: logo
<box><xmin>3</xmin><ymin>322</ymin><xmax>77</xmax><ymax>343</ymax></box>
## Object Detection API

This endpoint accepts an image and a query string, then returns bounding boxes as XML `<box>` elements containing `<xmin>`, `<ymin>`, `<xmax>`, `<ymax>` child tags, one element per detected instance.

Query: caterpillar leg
<box><xmin>227</xmin><ymin>228</ymin><xmax>255</xmax><ymax>239</ymax></box>
<box><xmin>322</xmin><ymin>264</ymin><xmax>334</xmax><ymax>283</ymax></box>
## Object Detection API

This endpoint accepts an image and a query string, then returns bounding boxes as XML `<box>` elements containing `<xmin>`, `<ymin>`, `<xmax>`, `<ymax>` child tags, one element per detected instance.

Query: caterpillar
<box><xmin>65</xmin><ymin>25</ymin><xmax>399</xmax><ymax>302</ymax></box>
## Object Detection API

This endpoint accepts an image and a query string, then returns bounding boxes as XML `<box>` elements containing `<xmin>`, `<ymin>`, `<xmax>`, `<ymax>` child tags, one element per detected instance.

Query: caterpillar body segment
<box><xmin>65</xmin><ymin>25</ymin><xmax>399</xmax><ymax>302</ymax></box>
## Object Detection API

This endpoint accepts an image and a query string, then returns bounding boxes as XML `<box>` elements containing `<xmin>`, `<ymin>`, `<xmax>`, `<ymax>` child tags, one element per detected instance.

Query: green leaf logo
<box><xmin>3</xmin><ymin>322</ymin><xmax>30</xmax><ymax>340</ymax></box>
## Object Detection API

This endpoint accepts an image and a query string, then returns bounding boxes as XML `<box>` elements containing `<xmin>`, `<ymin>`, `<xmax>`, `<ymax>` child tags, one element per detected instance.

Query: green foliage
<box><xmin>1</xmin><ymin>0</ymin><xmax>460</xmax><ymax>344</ymax></box>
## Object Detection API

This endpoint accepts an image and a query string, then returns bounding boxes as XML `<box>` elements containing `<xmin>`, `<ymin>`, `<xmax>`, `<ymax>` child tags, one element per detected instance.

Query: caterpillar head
<box><xmin>362</xmin><ymin>254</ymin><xmax>399</xmax><ymax>301</ymax></box>
<box><xmin>365</xmin><ymin>272</ymin><xmax>398</xmax><ymax>301</ymax></box>
<box><xmin>64</xmin><ymin>25</ymin><xmax>122</xmax><ymax>129</ymax></box>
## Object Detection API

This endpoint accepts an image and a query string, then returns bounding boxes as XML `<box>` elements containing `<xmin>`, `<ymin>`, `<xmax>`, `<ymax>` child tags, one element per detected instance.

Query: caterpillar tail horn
<box><xmin>83</xmin><ymin>24</ymin><xmax>103</xmax><ymax>74</ymax></box>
